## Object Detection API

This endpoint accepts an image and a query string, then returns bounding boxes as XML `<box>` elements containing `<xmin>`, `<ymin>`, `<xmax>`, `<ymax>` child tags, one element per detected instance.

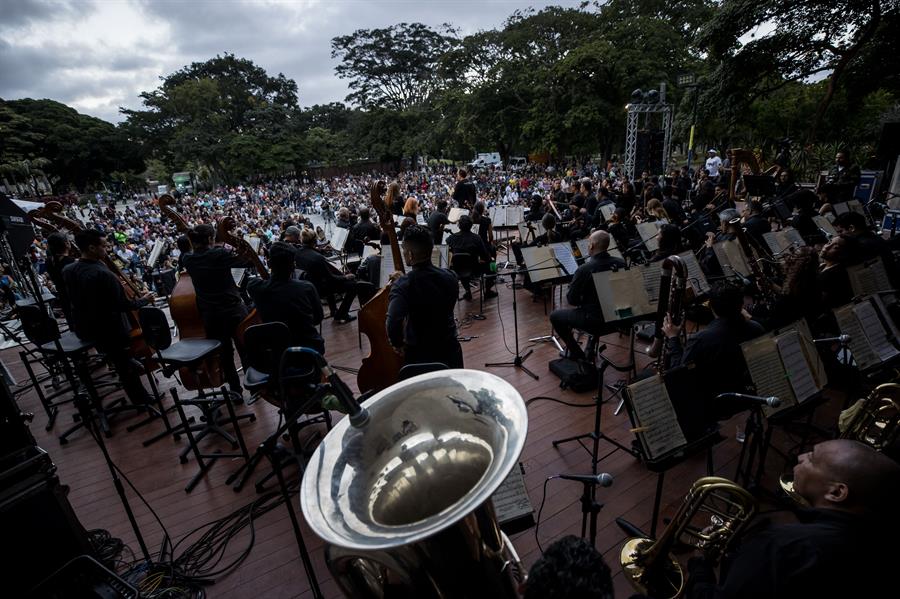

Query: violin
<box><xmin>357</xmin><ymin>181</ymin><xmax>405</xmax><ymax>394</ymax></box>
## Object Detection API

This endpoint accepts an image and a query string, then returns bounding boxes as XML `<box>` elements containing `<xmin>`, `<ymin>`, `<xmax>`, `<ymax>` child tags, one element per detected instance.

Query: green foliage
<box><xmin>0</xmin><ymin>98</ymin><xmax>144</xmax><ymax>193</ymax></box>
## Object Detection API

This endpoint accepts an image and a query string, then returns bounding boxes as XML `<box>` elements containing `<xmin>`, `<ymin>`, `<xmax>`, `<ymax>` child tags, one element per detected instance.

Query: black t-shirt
<box><xmin>180</xmin><ymin>247</ymin><xmax>250</xmax><ymax>319</ymax></box>
<box><xmin>452</xmin><ymin>180</ymin><xmax>477</xmax><ymax>209</ymax></box>
<box><xmin>447</xmin><ymin>231</ymin><xmax>489</xmax><ymax>263</ymax></box>
<box><xmin>387</xmin><ymin>263</ymin><xmax>458</xmax><ymax>348</ymax></box>
<box><xmin>247</xmin><ymin>277</ymin><xmax>324</xmax><ymax>352</ymax></box>
<box><xmin>427</xmin><ymin>211</ymin><xmax>450</xmax><ymax>245</ymax></box>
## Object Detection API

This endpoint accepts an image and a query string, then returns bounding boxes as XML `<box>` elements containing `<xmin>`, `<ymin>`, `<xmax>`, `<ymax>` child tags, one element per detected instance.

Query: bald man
<box><xmin>686</xmin><ymin>439</ymin><xmax>900</xmax><ymax>598</ymax></box>
<box><xmin>550</xmin><ymin>230</ymin><xmax>625</xmax><ymax>360</ymax></box>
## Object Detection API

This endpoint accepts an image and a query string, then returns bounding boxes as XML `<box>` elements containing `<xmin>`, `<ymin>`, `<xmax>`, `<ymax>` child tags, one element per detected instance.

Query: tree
<box><xmin>698</xmin><ymin>0</ymin><xmax>893</xmax><ymax>142</ymax></box>
<box><xmin>332</xmin><ymin>23</ymin><xmax>458</xmax><ymax>110</ymax></box>
<box><xmin>123</xmin><ymin>54</ymin><xmax>301</xmax><ymax>183</ymax></box>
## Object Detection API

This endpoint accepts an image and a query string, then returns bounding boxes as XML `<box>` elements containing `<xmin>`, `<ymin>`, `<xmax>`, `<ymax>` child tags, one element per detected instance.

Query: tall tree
<box><xmin>699</xmin><ymin>0</ymin><xmax>892</xmax><ymax>142</ymax></box>
<box><xmin>332</xmin><ymin>23</ymin><xmax>458</xmax><ymax>110</ymax></box>
<box><xmin>122</xmin><ymin>54</ymin><xmax>301</xmax><ymax>183</ymax></box>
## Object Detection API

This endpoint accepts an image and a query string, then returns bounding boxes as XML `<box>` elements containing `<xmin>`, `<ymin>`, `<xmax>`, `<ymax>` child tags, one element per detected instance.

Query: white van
<box><xmin>507</xmin><ymin>157</ymin><xmax>527</xmax><ymax>170</ymax></box>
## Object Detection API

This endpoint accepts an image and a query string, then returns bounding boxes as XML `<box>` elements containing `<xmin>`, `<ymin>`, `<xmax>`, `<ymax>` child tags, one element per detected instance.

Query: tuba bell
<box><xmin>300</xmin><ymin>369</ymin><xmax>528</xmax><ymax>598</ymax></box>
<box><xmin>620</xmin><ymin>476</ymin><xmax>756</xmax><ymax>599</ymax></box>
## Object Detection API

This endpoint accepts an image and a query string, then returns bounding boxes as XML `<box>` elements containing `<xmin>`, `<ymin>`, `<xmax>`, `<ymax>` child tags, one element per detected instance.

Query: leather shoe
<box><xmin>335</xmin><ymin>314</ymin><xmax>357</xmax><ymax>324</ymax></box>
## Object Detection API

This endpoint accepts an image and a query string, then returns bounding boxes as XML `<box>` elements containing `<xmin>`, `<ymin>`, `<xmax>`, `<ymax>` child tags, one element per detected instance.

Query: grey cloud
<box><xmin>0</xmin><ymin>0</ymin><xmax>90</xmax><ymax>31</ymax></box>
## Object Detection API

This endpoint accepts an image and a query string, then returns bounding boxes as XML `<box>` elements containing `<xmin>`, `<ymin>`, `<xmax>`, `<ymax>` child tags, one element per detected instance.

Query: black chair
<box><xmin>398</xmin><ymin>362</ymin><xmax>449</xmax><ymax>381</ymax></box>
<box><xmin>229</xmin><ymin>331</ymin><xmax>333</xmax><ymax>492</ymax></box>
<box><xmin>450</xmin><ymin>252</ymin><xmax>480</xmax><ymax>300</ymax></box>
<box><xmin>17</xmin><ymin>304</ymin><xmax>150</xmax><ymax>444</ymax></box>
<box><xmin>138</xmin><ymin>306</ymin><xmax>255</xmax><ymax>493</ymax></box>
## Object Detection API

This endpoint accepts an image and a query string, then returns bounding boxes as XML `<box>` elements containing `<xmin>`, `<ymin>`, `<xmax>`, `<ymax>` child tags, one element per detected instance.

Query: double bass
<box><xmin>34</xmin><ymin>201</ymin><xmax>154</xmax><ymax>363</ymax></box>
<box><xmin>357</xmin><ymin>182</ymin><xmax>405</xmax><ymax>394</ymax></box>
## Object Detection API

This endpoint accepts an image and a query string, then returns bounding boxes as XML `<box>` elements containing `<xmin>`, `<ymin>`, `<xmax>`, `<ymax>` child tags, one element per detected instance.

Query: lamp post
<box><xmin>678</xmin><ymin>72</ymin><xmax>700</xmax><ymax>172</ymax></box>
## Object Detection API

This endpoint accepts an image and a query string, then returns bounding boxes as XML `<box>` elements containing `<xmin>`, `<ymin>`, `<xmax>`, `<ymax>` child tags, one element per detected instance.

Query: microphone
<box><xmin>558</xmin><ymin>472</ymin><xmax>614</xmax><ymax>487</ymax></box>
<box><xmin>716</xmin><ymin>392</ymin><xmax>781</xmax><ymax>408</ymax></box>
<box><xmin>814</xmin><ymin>334</ymin><xmax>851</xmax><ymax>345</ymax></box>
<box><xmin>287</xmin><ymin>347</ymin><xmax>370</xmax><ymax>427</ymax></box>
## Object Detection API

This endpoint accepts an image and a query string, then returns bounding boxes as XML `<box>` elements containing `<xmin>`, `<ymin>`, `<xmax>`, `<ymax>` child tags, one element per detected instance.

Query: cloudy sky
<box><xmin>1</xmin><ymin>0</ymin><xmax>583</xmax><ymax>124</ymax></box>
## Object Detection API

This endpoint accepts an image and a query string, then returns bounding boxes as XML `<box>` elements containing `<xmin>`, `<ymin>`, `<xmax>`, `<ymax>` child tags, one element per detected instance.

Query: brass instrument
<box><xmin>647</xmin><ymin>255</ymin><xmax>688</xmax><ymax>362</ymax></box>
<box><xmin>621</xmin><ymin>476</ymin><xmax>757</xmax><ymax>599</ymax></box>
<box><xmin>301</xmin><ymin>369</ymin><xmax>528</xmax><ymax>598</ymax></box>
<box><xmin>780</xmin><ymin>384</ymin><xmax>900</xmax><ymax>507</ymax></box>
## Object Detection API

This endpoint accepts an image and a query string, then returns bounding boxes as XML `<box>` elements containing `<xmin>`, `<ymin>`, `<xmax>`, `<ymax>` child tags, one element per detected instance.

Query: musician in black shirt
<box><xmin>62</xmin><ymin>229</ymin><xmax>153</xmax><ymax>404</ymax></box>
<box><xmin>550</xmin><ymin>231</ymin><xmax>625</xmax><ymax>360</ymax></box>
<box><xmin>686</xmin><ymin>439</ymin><xmax>900</xmax><ymax>599</ymax></box>
<box><xmin>387</xmin><ymin>225</ymin><xmax>463</xmax><ymax>368</ymax></box>
<box><xmin>447</xmin><ymin>215</ymin><xmax>497</xmax><ymax>301</ymax></box>
<box><xmin>348</xmin><ymin>207</ymin><xmax>380</xmax><ymax>255</ymax></box>
<box><xmin>427</xmin><ymin>199</ymin><xmax>452</xmax><ymax>245</ymax></box>
<box><xmin>288</xmin><ymin>227</ymin><xmax>358</xmax><ymax>324</ymax></box>
<box><xmin>247</xmin><ymin>242</ymin><xmax>324</xmax><ymax>354</ymax></box>
<box><xmin>45</xmin><ymin>232</ymin><xmax>75</xmax><ymax>321</ymax></box>
<box><xmin>180</xmin><ymin>224</ymin><xmax>253</xmax><ymax>393</ymax></box>
<box><xmin>452</xmin><ymin>169</ymin><xmax>477</xmax><ymax>209</ymax></box>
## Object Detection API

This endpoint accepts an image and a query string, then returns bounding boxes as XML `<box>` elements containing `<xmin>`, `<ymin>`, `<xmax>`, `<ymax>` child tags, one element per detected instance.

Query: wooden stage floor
<box><xmin>6</xmin><ymin>273</ymin><xmax>841</xmax><ymax>598</ymax></box>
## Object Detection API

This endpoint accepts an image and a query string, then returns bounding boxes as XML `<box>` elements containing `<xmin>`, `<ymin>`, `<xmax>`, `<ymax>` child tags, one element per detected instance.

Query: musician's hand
<box><xmin>140</xmin><ymin>292</ymin><xmax>155</xmax><ymax>303</ymax></box>
<box><xmin>741</xmin><ymin>308</ymin><xmax>753</xmax><ymax>321</ymax></box>
<box><xmin>388</xmin><ymin>271</ymin><xmax>404</xmax><ymax>282</ymax></box>
<box><xmin>705</xmin><ymin>232</ymin><xmax>715</xmax><ymax>248</ymax></box>
<box><xmin>662</xmin><ymin>314</ymin><xmax>682</xmax><ymax>339</ymax></box>
<box><xmin>344</xmin><ymin>273</ymin><xmax>356</xmax><ymax>281</ymax></box>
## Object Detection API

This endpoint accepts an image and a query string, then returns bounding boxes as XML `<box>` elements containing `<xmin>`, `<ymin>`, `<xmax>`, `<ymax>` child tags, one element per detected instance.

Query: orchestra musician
<box><xmin>427</xmin><ymin>199</ymin><xmax>452</xmax><ymax>245</ymax></box>
<box><xmin>550</xmin><ymin>230</ymin><xmax>624</xmax><ymax>361</ymax></box>
<box><xmin>62</xmin><ymin>229</ymin><xmax>155</xmax><ymax>405</ymax></box>
<box><xmin>247</xmin><ymin>241</ymin><xmax>324</xmax><ymax>354</ymax></box>
<box><xmin>349</xmin><ymin>207</ymin><xmax>380</xmax><ymax>255</ymax></box>
<box><xmin>686</xmin><ymin>440</ymin><xmax>900</xmax><ymax>598</ymax></box>
<box><xmin>446</xmin><ymin>215</ymin><xmax>497</xmax><ymax>301</ymax></box>
<box><xmin>662</xmin><ymin>281</ymin><xmax>764</xmax><ymax>422</ymax></box>
<box><xmin>387</xmin><ymin>224</ymin><xmax>463</xmax><ymax>368</ymax></box>
<box><xmin>452</xmin><ymin>168</ymin><xmax>477</xmax><ymax>209</ymax></box>
<box><xmin>180</xmin><ymin>224</ymin><xmax>254</xmax><ymax>395</ymax></box>
<box><xmin>45</xmin><ymin>232</ymin><xmax>75</xmax><ymax>322</ymax></box>
<box><xmin>285</xmin><ymin>226</ymin><xmax>358</xmax><ymax>324</ymax></box>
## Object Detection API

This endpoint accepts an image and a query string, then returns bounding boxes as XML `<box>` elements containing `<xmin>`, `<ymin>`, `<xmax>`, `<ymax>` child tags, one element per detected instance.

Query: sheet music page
<box><xmin>448</xmin><ymin>207</ymin><xmax>468</xmax><ymax>222</ymax></box>
<box><xmin>775</xmin><ymin>330</ymin><xmax>819</xmax><ymax>403</ymax></box>
<box><xmin>636</xmin><ymin>222</ymin><xmax>661</xmax><ymax>252</ymax></box>
<box><xmin>492</xmin><ymin>464</ymin><xmax>533</xmax><ymax>525</ymax></box>
<box><xmin>872</xmin><ymin>294</ymin><xmax>900</xmax><ymax>341</ymax></box>
<box><xmin>794</xmin><ymin>319</ymin><xmax>828</xmax><ymax>389</ymax></box>
<box><xmin>550</xmin><ymin>242</ymin><xmax>578</xmax><ymax>276</ymax></box>
<box><xmin>416</xmin><ymin>213</ymin><xmax>426</xmax><ymax>225</ymax></box>
<box><xmin>506</xmin><ymin>206</ymin><xmax>525</xmax><ymax>226</ymax></box>
<box><xmin>594</xmin><ymin>269</ymin><xmax>654</xmax><ymax>321</ymax></box>
<box><xmin>833</xmin><ymin>202</ymin><xmax>849</xmax><ymax>215</ymax></box>
<box><xmin>847</xmin><ymin>200</ymin><xmax>865</xmax><ymax>216</ymax></box>
<box><xmin>853</xmin><ymin>300</ymin><xmax>900</xmax><ymax>362</ymax></box>
<box><xmin>781</xmin><ymin>227</ymin><xmax>806</xmax><ymax>247</ymax></box>
<box><xmin>813</xmin><ymin>215</ymin><xmax>836</xmax><ymax>237</ymax></box>
<box><xmin>521</xmin><ymin>245</ymin><xmax>562</xmax><ymax>282</ymax></box>
<box><xmin>834</xmin><ymin>303</ymin><xmax>880</xmax><ymax>370</ymax></box>
<box><xmin>378</xmin><ymin>248</ymin><xmax>406</xmax><ymax>288</ymax></box>
<box><xmin>362</xmin><ymin>244</ymin><xmax>379</xmax><ymax>260</ymax></box>
<box><xmin>575</xmin><ymin>238</ymin><xmax>590</xmax><ymax>259</ymax></box>
<box><xmin>847</xmin><ymin>258</ymin><xmax>891</xmax><ymax>297</ymax></box>
<box><xmin>490</xmin><ymin>206</ymin><xmax>507</xmax><ymax>227</ymax></box>
<box><xmin>600</xmin><ymin>203</ymin><xmax>617</xmax><ymax>221</ymax></box>
<box><xmin>627</xmin><ymin>375</ymin><xmax>687</xmax><ymax>460</ymax></box>
<box><xmin>678</xmin><ymin>251</ymin><xmax>710</xmax><ymax>294</ymax></box>
<box><xmin>330</xmin><ymin>227</ymin><xmax>349</xmax><ymax>252</ymax></box>
<box><xmin>608</xmin><ymin>238</ymin><xmax>624</xmax><ymax>261</ymax></box>
<box><xmin>230</xmin><ymin>268</ymin><xmax>246</xmax><ymax>287</ymax></box>
<box><xmin>741</xmin><ymin>334</ymin><xmax>796</xmax><ymax>415</ymax></box>
<box><xmin>641</xmin><ymin>261</ymin><xmax>663</xmax><ymax>305</ymax></box>
<box><xmin>148</xmin><ymin>239</ymin><xmax>165</xmax><ymax>268</ymax></box>
<box><xmin>762</xmin><ymin>231</ymin><xmax>784</xmax><ymax>256</ymax></box>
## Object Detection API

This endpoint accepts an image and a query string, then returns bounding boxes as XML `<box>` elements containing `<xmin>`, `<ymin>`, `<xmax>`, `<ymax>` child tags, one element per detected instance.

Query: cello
<box><xmin>357</xmin><ymin>181</ymin><xmax>405</xmax><ymax>394</ymax></box>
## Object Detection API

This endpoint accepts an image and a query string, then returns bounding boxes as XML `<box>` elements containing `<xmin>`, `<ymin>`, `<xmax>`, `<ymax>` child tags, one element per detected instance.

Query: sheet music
<box><xmin>714</xmin><ymin>239</ymin><xmax>751</xmax><ymax>276</ymax></box>
<box><xmin>853</xmin><ymin>300</ymin><xmax>899</xmax><ymax>363</ymax></box>
<box><xmin>594</xmin><ymin>269</ymin><xmax>654</xmax><ymax>322</ymax></box>
<box><xmin>506</xmin><ymin>206</ymin><xmax>524</xmax><ymax>226</ymax></box>
<box><xmin>872</xmin><ymin>294</ymin><xmax>900</xmax><ymax>342</ymax></box>
<box><xmin>448</xmin><ymin>207</ymin><xmax>468</xmax><ymax>222</ymax></box>
<box><xmin>794</xmin><ymin>319</ymin><xmax>828</xmax><ymax>390</ymax></box>
<box><xmin>636</xmin><ymin>222</ymin><xmax>661</xmax><ymax>252</ymax></box>
<box><xmin>741</xmin><ymin>334</ymin><xmax>795</xmax><ymax>415</ymax></box>
<box><xmin>520</xmin><ymin>245</ymin><xmax>563</xmax><ymax>282</ymax></box>
<box><xmin>492</xmin><ymin>463</ymin><xmax>533</xmax><ymax>525</ymax></box>
<box><xmin>490</xmin><ymin>206</ymin><xmax>506</xmax><ymax>227</ymax></box>
<box><xmin>330</xmin><ymin>227</ymin><xmax>349</xmax><ymax>252</ymax></box>
<box><xmin>847</xmin><ymin>200</ymin><xmax>865</xmax><ymax>216</ymax></box>
<box><xmin>641</xmin><ymin>261</ymin><xmax>663</xmax><ymax>305</ymax></box>
<box><xmin>431</xmin><ymin>244</ymin><xmax>449</xmax><ymax>269</ymax></box>
<box><xmin>781</xmin><ymin>227</ymin><xmax>806</xmax><ymax>247</ymax></box>
<box><xmin>230</xmin><ymin>268</ymin><xmax>246</xmax><ymax>287</ymax></box>
<box><xmin>627</xmin><ymin>375</ymin><xmax>687</xmax><ymax>460</ymax></box>
<box><xmin>362</xmin><ymin>244</ymin><xmax>379</xmax><ymax>260</ymax></box>
<box><xmin>847</xmin><ymin>258</ymin><xmax>892</xmax><ymax>297</ymax></box>
<box><xmin>244</xmin><ymin>235</ymin><xmax>261</xmax><ymax>253</ymax></box>
<box><xmin>378</xmin><ymin>247</ymin><xmax>407</xmax><ymax>288</ymax></box>
<box><xmin>762</xmin><ymin>231</ymin><xmax>785</xmax><ymax>256</ymax></box>
<box><xmin>576</xmin><ymin>238</ymin><xmax>589</xmax><ymax>259</ymax></box>
<box><xmin>834</xmin><ymin>303</ymin><xmax>880</xmax><ymax>370</ymax></box>
<box><xmin>775</xmin><ymin>330</ymin><xmax>819</xmax><ymax>403</ymax></box>
<box><xmin>677</xmin><ymin>251</ymin><xmax>710</xmax><ymax>295</ymax></box>
<box><xmin>813</xmin><ymin>215</ymin><xmax>836</xmax><ymax>237</ymax></box>
<box><xmin>599</xmin><ymin>203</ymin><xmax>617</xmax><ymax>222</ymax></box>
<box><xmin>550</xmin><ymin>242</ymin><xmax>578</xmax><ymax>277</ymax></box>
<box><xmin>148</xmin><ymin>239</ymin><xmax>165</xmax><ymax>269</ymax></box>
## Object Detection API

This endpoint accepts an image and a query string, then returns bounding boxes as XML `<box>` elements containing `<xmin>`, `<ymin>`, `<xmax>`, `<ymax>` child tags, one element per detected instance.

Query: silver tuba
<box><xmin>301</xmin><ymin>369</ymin><xmax>529</xmax><ymax>598</ymax></box>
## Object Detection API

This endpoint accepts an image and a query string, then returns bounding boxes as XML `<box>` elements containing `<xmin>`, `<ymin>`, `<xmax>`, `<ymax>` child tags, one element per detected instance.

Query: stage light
<box><xmin>631</xmin><ymin>89</ymin><xmax>643</xmax><ymax>103</ymax></box>
<box><xmin>646</xmin><ymin>89</ymin><xmax>660</xmax><ymax>104</ymax></box>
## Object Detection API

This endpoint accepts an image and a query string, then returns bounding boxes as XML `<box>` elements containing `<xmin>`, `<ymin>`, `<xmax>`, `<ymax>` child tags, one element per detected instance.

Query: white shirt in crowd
<box><xmin>705</xmin><ymin>154</ymin><xmax>722</xmax><ymax>177</ymax></box>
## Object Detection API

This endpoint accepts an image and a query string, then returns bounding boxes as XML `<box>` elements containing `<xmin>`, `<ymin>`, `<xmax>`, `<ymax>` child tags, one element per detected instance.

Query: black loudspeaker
<box><xmin>635</xmin><ymin>129</ymin><xmax>651</xmax><ymax>175</ymax></box>
<box><xmin>876</xmin><ymin>122</ymin><xmax>900</xmax><ymax>161</ymax></box>
<box><xmin>648</xmin><ymin>129</ymin><xmax>666</xmax><ymax>175</ymax></box>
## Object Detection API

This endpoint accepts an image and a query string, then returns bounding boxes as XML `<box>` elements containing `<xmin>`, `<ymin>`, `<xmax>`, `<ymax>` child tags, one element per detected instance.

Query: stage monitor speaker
<box><xmin>635</xmin><ymin>129</ymin><xmax>651</xmax><ymax>176</ymax></box>
<box><xmin>0</xmin><ymin>192</ymin><xmax>36</xmax><ymax>260</ymax></box>
<box><xmin>648</xmin><ymin>128</ymin><xmax>665</xmax><ymax>175</ymax></box>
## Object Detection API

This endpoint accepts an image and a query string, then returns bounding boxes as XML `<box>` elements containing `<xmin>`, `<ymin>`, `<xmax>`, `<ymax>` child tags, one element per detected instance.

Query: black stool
<box><xmin>138</xmin><ymin>306</ymin><xmax>256</xmax><ymax>492</ymax></box>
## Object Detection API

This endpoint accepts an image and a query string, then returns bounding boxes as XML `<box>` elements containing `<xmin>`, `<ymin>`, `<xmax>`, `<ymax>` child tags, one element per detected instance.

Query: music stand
<box><xmin>485</xmin><ymin>268</ymin><xmax>538</xmax><ymax>380</ymax></box>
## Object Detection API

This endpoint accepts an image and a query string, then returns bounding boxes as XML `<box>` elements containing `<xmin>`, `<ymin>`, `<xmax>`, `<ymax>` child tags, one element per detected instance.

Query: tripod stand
<box><xmin>485</xmin><ymin>269</ymin><xmax>538</xmax><ymax>380</ymax></box>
